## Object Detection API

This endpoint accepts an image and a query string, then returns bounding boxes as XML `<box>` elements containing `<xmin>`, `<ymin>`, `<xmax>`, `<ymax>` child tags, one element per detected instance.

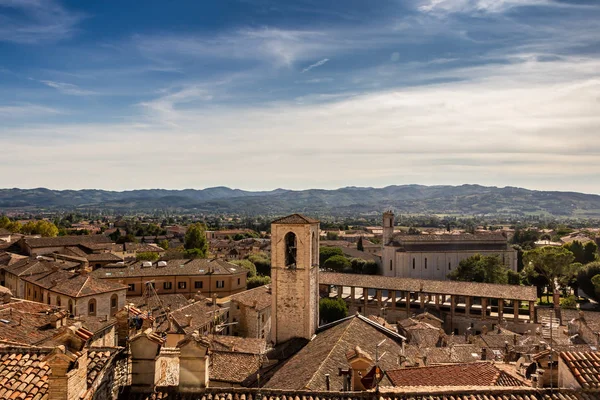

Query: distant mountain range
<box><xmin>0</xmin><ymin>185</ymin><xmax>599</xmax><ymax>217</ymax></box>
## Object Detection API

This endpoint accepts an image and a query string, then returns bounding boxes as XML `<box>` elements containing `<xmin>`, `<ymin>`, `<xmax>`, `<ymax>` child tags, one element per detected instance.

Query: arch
<box><xmin>88</xmin><ymin>298</ymin><xmax>97</xmax><ymax>316</ymax></box>
<box><xmin>284</xmin><ymin>231</ymin><xmax>297</xmax><ymax>268</ymax></box>
<box><xmin>56</xmin><ymin>296</ymin><xmax>61</xmax><ymax>307</ymax></box>
<box><xmin>110</xmin><ymin>294</ymin><xmax>119</xmax><ymax>316</ymax></box>
<box><xmin>68</xmin><ymin>300</ymin><xmax>74</xmax><ymax>315</ymax></box>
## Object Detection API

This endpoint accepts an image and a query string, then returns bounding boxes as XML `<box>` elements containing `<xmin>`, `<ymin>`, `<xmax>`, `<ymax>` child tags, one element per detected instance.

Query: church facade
<box><xmin>381</xmin><ymin>212</ymin><xmax>517</xmax><ymax>280</ymax></box>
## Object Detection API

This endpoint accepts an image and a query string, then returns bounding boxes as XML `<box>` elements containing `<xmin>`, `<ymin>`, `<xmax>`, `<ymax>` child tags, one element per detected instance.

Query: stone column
<box><xmin>350</xmin><ymin>287</ymin><xmax>355</xmax><ymax>304</ymax></box>
<box><xmin>481</xmin><ymin>298</ymin><xmax>487</xmax><ymax>320</ymax></box>
<box><xmin>406</xmin><ymin>292</ymin><xmax>411</xmax><ymax>314</ymax></box>
<box><xmin>419</xmin><ymin>292</ymin><xmax>425</xmax><ymax>310</ymax></box>
<box><xmin>450</xmin><ymin>295</ymin><xmax>456</xmax><ymax>318</ymax></box>
<box><xmin>376</xmin><ymin>290</ymin><xmax>382</xmax><ymax>307</ymax></box>
<box><xmin>363</xmin><ymin>288</ymin><xmax>368</xmax><ymax>310</ymax></box>
<box><xmin>435</xmin><ymin>294</ymin><xmax>440</xmax><ymax>310</ymax></box>
<box><xmin>513</xmin><ymin>300</ymin><xmax>519</xmax><ymax>322</ymax></box>
<box><xmin>391</xmin><ymin>291</ymin><xmax>396</xmax><ymax>310</ymax></box>
<box><xmin>498</xmin><ymin>299</ymin><xmax>504</xmax><ymax>321</ymax></box>
<box><xmin>337</xmin><ymin>286</ymin><xmax>343</xmax><ymax>299</ymax></box>
<box><xmin>465</xmin><ymin>296</ymin><xmax>471</xmax><ymax>317</ymax></box>
<box><xmin>529</xmin><ymin>301</ymin><xmax>535</xmax><ymax>322</ymax></box>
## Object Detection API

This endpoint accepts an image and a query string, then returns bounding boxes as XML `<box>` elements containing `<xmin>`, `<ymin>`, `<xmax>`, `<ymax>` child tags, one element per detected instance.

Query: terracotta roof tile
<box><xmin>320</xmin><ymin>272</ymin><xmax>537</xmax><ymax>301</ymax></box>
<box><xmin>92</xmin><ymin>258</ymin><xmax>243</xmax><ymax>279</ymax></box>
<box><xmin>560</xmin><ymin>351</ymin><xmax>600</xmax><ymax>389</ymax></box>
<box><xmin>386</xmin><ymin>362</ymin><xmax>524</xmax><ymax>387</ymax></box>
<box><xmin>0</xmin><ymin>348</ymin><xmax>50</xmax><ymax>400</ymax></box>
<box><xmin>209</xmin><ymin>351</ymin><xmax>262</xmax><ymax>384</ymax></box>
<box><xmin>21</xmin><ymin>235</ymin><xmax>111</xmax><ymax>249</ymax></box>
<box><xmin>22</xmin><ymin>270</ymin><xmax>126</xmax><ymax>298</ymax></box>
<box><xmin>229</xmin><ymin>285</ymin><xmax>271</xmax><ymax>311</ymax></box>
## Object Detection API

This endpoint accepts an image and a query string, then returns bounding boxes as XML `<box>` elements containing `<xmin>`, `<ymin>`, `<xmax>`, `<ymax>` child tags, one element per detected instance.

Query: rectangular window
<box><xmin>194</xmin><ymin>281</ymin><xmax>203</xmax><ymax>289</ymax></box>
<box><xmin>128</xmin><ymin>284</ymin><xmax>135</xmax><ymax>292</ymax></box>
<box><xmin>448</xmin><ymin>262</ymin><xmax>451</xmax><ymax>270</ymax></box>
<box><xmin>178</xmin><ymin>281</ymin><xmax>186</xmax><ymax>289</ymax></box>
<box><xmin>412</xmin><ymin>258</ymin><xmax>416</xmax><ymax>269</ymax></box>
<box><xmin>237</xmin><ymin>278</ymin><xmax>240</xmax><ymax>285</ymax></box>
<box><xmin>163</xmin><ymin>282</ymin><xmax>172</xmax><ymax>290</ymax></box>
<box><xmin>216</xmin><ymin>280</ymin><xmax>225</xmax><ymax>288</ymax></box>
<box><xmin>424</xmin><ymin>258</ymin><xmax>427</xmax><ymax>269</ymax></box>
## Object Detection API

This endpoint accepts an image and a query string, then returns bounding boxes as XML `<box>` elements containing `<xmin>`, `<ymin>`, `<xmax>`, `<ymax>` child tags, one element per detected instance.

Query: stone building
<box><xmin>270</xmin><ymin>214</ymin><xmax>320</xmax><ymax>344</ymax></box>
<box><xmin>381</xmin><ymin>212</ymin><xmax>517</xmax><ymax>280</ymax></box>
<box><xmin>92</xmin><ymin>258</ymin><xmax>247</xmax><ymax>298</ymax></box>
<box><xmin>227</xmin><ymin>284</ymin><xmax>272</xmax><ymax>341</ymax></box>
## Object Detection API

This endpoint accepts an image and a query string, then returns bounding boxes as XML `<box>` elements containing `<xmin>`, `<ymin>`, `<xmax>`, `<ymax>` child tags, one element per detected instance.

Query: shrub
<box><xmin>136</xmin><ymin>252</ymin><xmax>159</xmax><ymax>262</ymax></box>
<box><xmin>319</xmin><ymin>297</ymin><xmax>348</xmax><ymax>324</ymax></box>
<box><xmin>319</xmin><ymin>247</ymin><xmax>343</xmax><ymax>265</ymax></box>
<box><xmin>247</xmin><ymin>275</ymin><xmax>271</xmax><ymax>289</ymax></box>
<box><xmin>323</xmin><ymin>255</ymin><xmax>351</xmax><ymax>272</ymax></box>
<box><xmin>231</xmin><ymin>259</ymin><xmax>257</xmax><ymax>278</ymax></box>
<box><xmin>560</xmin><ymin>295</ymin><xmax>578</xmax><ymax>309</ymax></box>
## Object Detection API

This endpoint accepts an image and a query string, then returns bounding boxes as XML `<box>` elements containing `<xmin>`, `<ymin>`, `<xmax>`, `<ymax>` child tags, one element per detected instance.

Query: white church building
<box><xmin>381</xmin><ymin>211</ymin><xmax>517</xmax><ymax>280</ymax></box>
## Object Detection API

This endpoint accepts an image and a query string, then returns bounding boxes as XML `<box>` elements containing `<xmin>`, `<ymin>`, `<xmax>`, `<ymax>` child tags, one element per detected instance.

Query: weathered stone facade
<box><xmin>271</xmin><ymin>214</ymin><xmax>320</xmax><ymax>344</ymax></box>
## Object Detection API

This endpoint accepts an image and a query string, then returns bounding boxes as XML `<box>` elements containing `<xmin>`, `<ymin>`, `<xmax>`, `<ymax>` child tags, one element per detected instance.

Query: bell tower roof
<box><xmin>272</xmin><ymin>213</ymin><xmax>319</xmax><ymax>225</ymax></box>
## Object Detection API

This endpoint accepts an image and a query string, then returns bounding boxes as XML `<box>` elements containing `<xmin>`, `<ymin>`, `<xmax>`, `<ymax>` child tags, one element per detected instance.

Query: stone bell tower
<box><xmin>271</xmin><ymin>213</ymin><xmax>320</xmax><ymax>345</ymax></box>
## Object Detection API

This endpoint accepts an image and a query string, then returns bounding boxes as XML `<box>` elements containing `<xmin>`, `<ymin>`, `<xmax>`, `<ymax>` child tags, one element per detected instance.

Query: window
<box><xmin>424</xmin><ymin>258</ymin><xmax>428</xmax><ymax>269</ymax></box>
<box><xmin>448</xmin><ymin>262</ymin><xmax>451</xmax><ymax>270</ymax></box>
<box><xmin>57</xmin><ymin>297</ymin><xmax>61</xmax><ymax>306</ymax></box>
<box><xmin>194</xmin><ymin>281</ymin><xmax>203</xmax><ymax>289</ymax></box>
<box><xmin>110</xmin><ymin>294</ymin><xmax>118</xmax><ymax>316</ymax></box>
<box><xmin>111</xmin><ymin>295</ymin><xmax>117</xmax><ymax>308</ymax></box>
<box><xmin>88</xmin><ymin>299</ymin><xmax>96</xmax><ymax>316</ymax></box>
<box><xmin>95</xmin><ymin>263</ymin><xmax>101</xmax><ymax>268</ymax></box>
<box><xmin>237</xmin><ymin>278</ymin><xmax>240</xmax><ymax>285</ymax></box>
<box><xmin>216</xmin><ymin>280</ymin><xmax>225</xmax><ymax>288</ymax></box>
<box><xmin>178</xmin><ymin>281</ymin><xmax>186</xmax><ymax>289</ymax></box>
<box><xmin>163</xmin><ymin>282</ymin><xmax>172</xmax><ymax>290</ymax></box>
<box><xmin>47</xmin><ymin>295</ymin><xmax>51</xmax><ymax>305</ymax></box>
<box><xmin>389</xmin><ymin>260</ymin><xmax>393</xmax><ymax>271</ymax></box>
<box><xmin>284</xmin><ymin>232</ymin><xmax>297</xmax><ymax>267</ymax></box>
<box><xmin>128</xmin><ymin>284</ymin><xmax>135</xmax><ymax>292</ymax></box>
<box><xmin>412</xmin><ymin>258</ymin><xmax>416</xmax><ymax>269</ymax></box>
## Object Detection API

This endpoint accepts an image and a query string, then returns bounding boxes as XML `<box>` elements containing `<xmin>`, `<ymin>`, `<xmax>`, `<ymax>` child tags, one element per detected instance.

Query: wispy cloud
<box><xmin>417</xmin><ymin>0</ymin><xmax>594</xmax><ymax>14</ymax></box>
<box><xmin>39</xmin><ymin>80</ymin><xmax>96</xmax><ymax>96</ymax></box>
<box><xmin>302</xmin><ymin>58</ymin><xmax>329</xmax><ymax>73</ymax></box>
<box><xmin>0</xmin><ymin>0</ymin><xmax>84</xmax><ymax>44</ymax></box>
<box><xmin>0</xmin><ymin>103</ymin><xmax>62</xmax><ymax>117</ymax></box>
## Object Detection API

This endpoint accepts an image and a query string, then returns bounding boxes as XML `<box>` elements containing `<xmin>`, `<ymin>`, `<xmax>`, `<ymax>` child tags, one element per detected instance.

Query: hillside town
<box><xmin>0</xmin><ymin>212</ymin><xmax>598</xmax><ymax>400</ymax></box>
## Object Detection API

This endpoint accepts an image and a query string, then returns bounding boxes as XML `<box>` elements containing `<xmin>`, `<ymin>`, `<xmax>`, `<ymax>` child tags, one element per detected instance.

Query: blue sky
<box><xmin>1</xmin><ymin>0</ymin><xmax>599</xmax><ymax>193</ymax></box>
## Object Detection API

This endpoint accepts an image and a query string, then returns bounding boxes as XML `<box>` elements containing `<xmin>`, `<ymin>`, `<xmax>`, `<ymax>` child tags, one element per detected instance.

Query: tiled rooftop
<box><xmin>386</xmin><ymin>362</ymin><xmax>524</xmax><ymax>387</ymax></box>
<box><xmin>22</xmin><ymin>269</ymin><xmax>127</xmax><ymax>297</ymax></box>
<box><xmin>271</xmin><ymin>214</ymin><xmax>319</xmax><ymax>225</ymax></box>
<box><xmin>87</xmin><ymin>348</ymin><xmax>117</xmax><ymax>386</ymax></box>
<box><xmin>320</xmin><ymin>272</ymin><xmax>537</xmax><ymax>301</ymax></box>
<box><xmin>210</xmin><ymin>336</ymin><xmax>266</xmax><ymax>354</ymax></box>
<box><xmin>120</xmin><ymin>387</ymin><xmax>599</xmax><ymax>400</ymax></box>
<box><xmin>229</xmin><ymin>285</ymin><xmax>271</xmax><ymax>311</ymax></box>
<box><xmin>92</xmin><ymin>258</ymin><xmax>244</xmax><ymax>279</ymax></box>
<box><xmin>209</xmin><ymin>352</ymin><xmax>262</xmax><ymax>384</ymax></box>
<box><xmin>21</xmin><ymin>235</ymin><xmax>112</xmax><ymax>249</ymax></box>
<box><xmin>560</xmin><ymin>351</ymin><xmax>600</xmax><ymax>389</ymax></box>
<box><xmin>0</xmin><ymin>347</ymin><xmax>51</xmax><ymax>400</ymax></box>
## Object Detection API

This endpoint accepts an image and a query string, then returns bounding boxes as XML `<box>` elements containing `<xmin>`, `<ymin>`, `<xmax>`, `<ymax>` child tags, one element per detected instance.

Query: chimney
<box><xmin>46</xmin><ymin>345</ymin><xmax>88</xmax><ymax>400</ymax></box>
<box><xmin>481</xmin><ymin>348</ymin><xmax>487</xmax><ymax>361</ymax></box>
<box><xmin>185</xmin><ymin>314</ymin><xmax>192</xmax><ymax>327</ymax></box>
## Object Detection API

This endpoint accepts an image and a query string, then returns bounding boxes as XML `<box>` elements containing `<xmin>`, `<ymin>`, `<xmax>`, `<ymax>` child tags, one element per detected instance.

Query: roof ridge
<box><xmin>75</xmin><ymin>275</ymin><xmax>91</xmax><ymax>298</ymax></box>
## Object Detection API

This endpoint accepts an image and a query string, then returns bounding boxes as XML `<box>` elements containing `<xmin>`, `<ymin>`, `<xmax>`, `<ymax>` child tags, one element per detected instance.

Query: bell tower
<box><xmin>271</xmin><ymin>213</ymin><xmax>320</xmax><ymax>344</ymax></box>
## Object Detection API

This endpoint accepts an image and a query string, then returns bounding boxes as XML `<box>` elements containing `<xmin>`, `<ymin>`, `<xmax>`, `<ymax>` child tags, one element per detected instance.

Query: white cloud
<box><xmin>417</xmin><ymin>0</ymin><xmax>596</xmax><ymax>14</ymax></box>
<box><xmin>302</xmin><ymin>58</ymin><xmax>329</xmax><ymax>73</ymax></box>
<box><xmin>0</xmin><ymin>103</ymin><xmax>62</xmax><ymax>117</ymax></box>
<box><xmin>0</xmin><ymin>0</ymin><xmax>84</xmax><ymax>44</ymax></box>
<box><xmin>40</xmin><ymin>80</ymin><xmax>96</xmax><ymax>96</ymax></box>
<box><xmin>2</xmin><ymin>54</ymin><xmax>599</xmax><ymax>193</ymax></box>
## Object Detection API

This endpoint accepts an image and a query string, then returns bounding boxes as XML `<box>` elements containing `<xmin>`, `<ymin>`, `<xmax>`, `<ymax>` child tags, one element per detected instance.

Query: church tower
<box><xmin>382</xmin><ymin>210</ymin><xmax>395</xmax><ymax>245</ymax></box>
<box><xmin>271</xmin><ymin>213</ymin><xmax>320</xmax><ymax>345</ymax></box>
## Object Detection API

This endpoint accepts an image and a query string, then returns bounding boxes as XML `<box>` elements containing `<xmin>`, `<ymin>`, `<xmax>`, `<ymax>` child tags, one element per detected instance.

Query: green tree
<box><xmin>560</xmin><ymin>295</ymin><xmax>578</xmax><ymax>309</ymax></box>
<box><xmin>350</xmin><ymin>258</ymin><xmax>366</xmax><ymax>274</ymax></box>
<box><xmin>448</xmin><ymin>254</ymin><xmax>510</xmax><ymax>284</ymax></box>
<box><xmin>592</xmin><ymin>274</ymin><xmax>600</xmax><ymax>298</ymax></box>
<box><xmin>584</xmin><ymin>242</ymin><xmax>598</xmax><ymax>263</ymax></box>
<box><xmin>362</xmin><ymin>260</ymin><xmax>379</xmax><ymax>275</ymax></box>
<box><xmin>577</xmin><ymin>262</ymin><xmax>600</xmax><ymax>301</ymax></box>
<box><xmin>136</xmin><ymin>252</ymin><xmax>160</xmax><ymax>262</ymax></box>
<box><xmin>523</xmin><ymin>246</ymin><xmax>575</xmax><ymax>306</ymax></box>
<box><xmin>158</xmin><ymin>239</ymin><xmax>169</xmax><ymax>250</ymax></box>
<box><xmin>247</xmin><ymin>275</ymin><xmax>271</xmax><ymax>289</ymax></box>
<box><xmin>326</xmin><ymin>232</ymin><xmax>339</xmax><ymax>240</ymax></box>
<box><xmin>323</xmin><ymin>255</ymin><xmax>351</xmax><ymax>272</ymax></box>
<box><xmin>357</xmin><ymin>237</ymin><xmax>364</xmax><ymax>251</ymax></box>
<box><xmin>319</xmin><ymin>247</ymin><xmax>343</xmax><ymax>265</ymax></box>
<box><xmin>319</xmin><ymin>297</ymin><xmax>348</xmax><ymax>324</ymax></box>
<box><xmin>109</xmin><ymin>228</ymin><xmax>121</xmax><ymax>242</ymax></box>
<box><xmin>184</xmin><ymin>223</ymin><xmax>208</xmax><ymax>258</ymax></box>
<box><xmin>563</xmin><ymin>241</ymin><xmax>585</xmax><ymax>264</ymax></box>
<box><xmin>248</xmin><ymin>252</ymin><xmax>271</xmax><ymax>276</ymax></box>
<box><xmin>232</xmin><ymin>259</ymin><xmax>257</xmax><ymax>278</ymax></box>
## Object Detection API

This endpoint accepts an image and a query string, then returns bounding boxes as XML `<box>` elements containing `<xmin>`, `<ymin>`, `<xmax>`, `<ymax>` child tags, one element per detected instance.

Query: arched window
<box><xmin>284</xmin><ymin>232</ymin><xmax>297</xmax><ymax>268</ymax></box>
<box><xmin>68</xmin><ymin>300</ymin><xmax>74</xmax><ymax>316</ymax></box>
<box><xmin>110</xmin><ymin>294</ymin><xmax>118</xmax><ymax>316</ymax></box>
<box><xmin>88</xmin><ymin>299</ymin><xmax>97</xmax><ymax>316</ymax></box>
<box><xmin>47</xmin><ymin>295</ymin><xmax>51</xmax><ymax>305</ymax></box>
<box><xmin>56</xmin><ymin>296</ymin><xmax>61</xmax><ymax>307</ymax></box>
